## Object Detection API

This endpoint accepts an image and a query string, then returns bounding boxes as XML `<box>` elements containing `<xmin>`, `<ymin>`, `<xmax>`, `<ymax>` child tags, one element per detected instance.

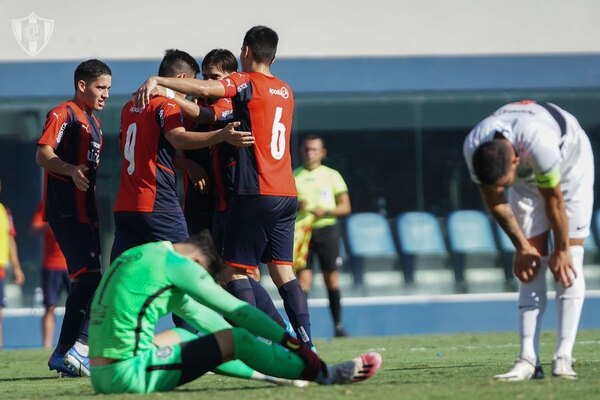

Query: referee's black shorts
<box><xmin>307</xmin><ymin>223</ymin><xmax>342</xmax><ymax>272</ymax></box>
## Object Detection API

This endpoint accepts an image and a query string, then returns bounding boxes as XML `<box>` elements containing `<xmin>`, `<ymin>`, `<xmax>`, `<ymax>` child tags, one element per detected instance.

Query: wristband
<box><xmin>164</xmin><ymin>88</ymin><xmax>175</xmax><ymax>99</ymax></box>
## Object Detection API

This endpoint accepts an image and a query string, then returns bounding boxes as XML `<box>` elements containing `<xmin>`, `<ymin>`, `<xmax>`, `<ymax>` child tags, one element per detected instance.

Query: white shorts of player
<box><xmin>509</xmin><ymin>128</ymin><xmax>595</xmax><ymax>240</ymax></box>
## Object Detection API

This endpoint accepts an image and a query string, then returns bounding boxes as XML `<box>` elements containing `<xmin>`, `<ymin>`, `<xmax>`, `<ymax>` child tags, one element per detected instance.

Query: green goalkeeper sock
<box><xmin>231</xmin><ymin>327</ymin><xmax>305</xmax><ymax>379</ymax></box>
<box><xmin>214</xmin><ymin>360</ymin><xmax>257</xmax><ymax>379</ymax></box>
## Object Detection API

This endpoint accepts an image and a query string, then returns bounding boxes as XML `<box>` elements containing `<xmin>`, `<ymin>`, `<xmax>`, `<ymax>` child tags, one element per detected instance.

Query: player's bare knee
<box><xmin>268</xmin><ymin>263</ymin><xmax>295</xmax><ymax>287</ymax></box>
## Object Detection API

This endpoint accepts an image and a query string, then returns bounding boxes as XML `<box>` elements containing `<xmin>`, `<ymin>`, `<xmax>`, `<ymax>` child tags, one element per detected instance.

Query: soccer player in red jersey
<box><xmin>110</xmin><ymin>49</ymin><xmax>253</xmax><ymax>264</ymax></box>
<box><xmin>32</xmin><ymin>202</ymin><xmax>69</xmax><ymax>349</ymax></box>
<box><xmin>36</xmin><ymin>59</ymin><xmax>111</xmax><ymax>376</ymax></box>
<box><xmin>135</xmin><ymin>26</ymin><xmax>313</xmax><ymax>347</ymax></box>
<box><xmin>154</xmin><ymin>48</ymin><xmax>289</xmax><ymax>331</ymax></box>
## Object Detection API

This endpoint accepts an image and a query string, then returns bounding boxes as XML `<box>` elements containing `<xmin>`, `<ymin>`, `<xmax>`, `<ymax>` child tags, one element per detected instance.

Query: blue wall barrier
<box><xmin>3</xmin><ymin>291</ymin><xmax>600</xmax><ymax>349</ymax></box>
<box><xmin>2</xmin><ymin>54</ymin><xmax>600</xmax><ymax>98</ymax></box>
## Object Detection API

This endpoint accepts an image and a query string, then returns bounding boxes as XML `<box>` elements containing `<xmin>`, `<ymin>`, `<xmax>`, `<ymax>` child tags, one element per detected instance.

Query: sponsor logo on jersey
<box><xmin>159</xmin><ymin>109</ymin><xmax>165</xmax><ymax>128</ymax></box>
<box><xmin>269</xmin><ymin>86</ymin><xmax>289</xmax><ymax>99</ymax></box>
<box><xmin>129</xmin><ymin>105</ymin><xmax>145</xmax><ymax>113</ymax></box>
<box><xmin>56</xmin><ymin>122</ymin><xmax>68</xmax><ymax>144</ymax></box>
<box><xmin>237</xmin><ymin>82</ymin><xmax>248</xmax><ymax>93</ymax></box>
<box><xmin>220</xmin><ymin>110</ymin><xmax>233</xmax><ymax>119</ymax></box>
<box><xmin>52</xmin><ymin>112</ymin><xmax>61</xmax><ymax>120</ymax></box>
<box><xmin>87</xmin><ymin>141</ymin><xmax>101</xmax><ymax>166</ymax></box>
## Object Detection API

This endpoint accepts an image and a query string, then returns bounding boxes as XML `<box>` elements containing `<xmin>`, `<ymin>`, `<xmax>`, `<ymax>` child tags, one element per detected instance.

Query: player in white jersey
<box><xmin>463</xmin><ymin>100</ymin><xmax>594</xmax><ymax>381</ymax></box>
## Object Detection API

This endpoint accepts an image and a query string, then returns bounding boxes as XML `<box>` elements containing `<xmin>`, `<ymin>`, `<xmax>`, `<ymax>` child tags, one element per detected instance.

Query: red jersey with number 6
<box><xmin>114</xmin><ymin>97</ymin><xmax>185</xmax><ymax>213</ymax></box>
<box><xmin>220</xmin><ymin>72</ymin><xmax>296</xmax><ymax>197</ymax></box>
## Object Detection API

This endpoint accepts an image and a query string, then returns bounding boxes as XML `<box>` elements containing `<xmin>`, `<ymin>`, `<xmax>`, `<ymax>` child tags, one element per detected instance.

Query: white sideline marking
<box><xmin>304</xmin><ymin>289</ymin><xmax>600</xmax><ymax>307</ymax></box>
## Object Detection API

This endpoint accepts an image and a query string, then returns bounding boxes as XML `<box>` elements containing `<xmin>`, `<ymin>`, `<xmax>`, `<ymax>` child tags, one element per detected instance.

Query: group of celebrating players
<box><xmin>33</xmin><ymin>21</ymin><xmax>595</xmax><ymax>393</ymax></box>
<box><xmin>35</xmin><ymin>25</ymin><xmax>382</xmax><ymax>393</ymax></box>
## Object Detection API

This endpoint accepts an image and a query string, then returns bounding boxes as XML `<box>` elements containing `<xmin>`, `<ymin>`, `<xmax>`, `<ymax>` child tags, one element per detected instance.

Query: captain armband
<box><xmin>535</xmin><ymin>168</ymin><xmax>561</xmax><ymax>189</ymax></box>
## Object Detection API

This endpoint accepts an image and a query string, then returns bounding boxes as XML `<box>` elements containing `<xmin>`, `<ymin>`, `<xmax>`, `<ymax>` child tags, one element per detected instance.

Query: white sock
<box><xmin>73</xmin><ymin>340</ymin><xmax>89</xmax><ymax>357</ymax></box>
<box><xmin>555</xmin><ymin>245</ymin><xmax>585</xmax><ymax>360</ymax></box>
<box><xmin>518</xmin><ymin>257</ymin><xmax>548</xmax><ymax>365</ymax></box>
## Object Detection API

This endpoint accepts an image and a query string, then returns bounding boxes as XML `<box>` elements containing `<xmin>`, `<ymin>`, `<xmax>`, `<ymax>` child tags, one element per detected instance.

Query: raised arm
<box><xmin>135</xmin><ymin>76</ymin><xmax>226</xmax><ymax>108</ymax></box>
<box><xmin>164</xmin><ymin>122</ymin><xmax>254</xmax><ymax>150</ymax></box>
<box><xmin>153</xmin><ymin>85</ymin><xmax>217</xmax><ymax>124</ymax></box>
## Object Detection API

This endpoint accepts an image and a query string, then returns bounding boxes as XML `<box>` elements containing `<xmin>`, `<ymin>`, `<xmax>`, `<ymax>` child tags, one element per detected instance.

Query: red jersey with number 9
<box><xmin>114</xmin><ymin>97</ymin><xmax>184</xmax><ymax>212</ymax></box>
<box><xmin>220</xmin><ymin>72</ymin><xmax>296</xmax><ymax>197</ymax></box>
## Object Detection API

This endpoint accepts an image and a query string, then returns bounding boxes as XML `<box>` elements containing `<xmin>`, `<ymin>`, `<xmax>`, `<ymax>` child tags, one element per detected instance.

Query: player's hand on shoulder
<box><xmin>133</xmin><ymin>76</ymin><xmax>158</xmax><ymax>108</ymax></box>
<box><xmin>150</xmin><ymin>85</ymin><xmax>166</xmax><ymax>99</ymax></box>
<box><xmin>70</xmin><ymin>164</ymin><xmax>90</xmax><ymax>191</ymax></box>
<box><xmin>221</xmin><ymin>121</ymin><xmax>255</xmax><ymax>147</ymax></box>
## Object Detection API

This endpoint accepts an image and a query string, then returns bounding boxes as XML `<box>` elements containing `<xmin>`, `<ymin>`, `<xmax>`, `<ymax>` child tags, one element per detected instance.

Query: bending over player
<box><xmin>88</xmin><ymin>231</ymin><xmax>381</xmax><ymax>394</ymax></box>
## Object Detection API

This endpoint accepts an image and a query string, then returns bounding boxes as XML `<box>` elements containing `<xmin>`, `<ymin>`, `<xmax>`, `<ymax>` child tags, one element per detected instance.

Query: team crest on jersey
<box><xmin>156</xmin><ymin>346</ymin><xmax>173</xmax><ymax>358</ymax></box>
<box><xmin>12</xmin><ymin>13</ymin><xmax>54</xmax><ymax>57</ymax></box>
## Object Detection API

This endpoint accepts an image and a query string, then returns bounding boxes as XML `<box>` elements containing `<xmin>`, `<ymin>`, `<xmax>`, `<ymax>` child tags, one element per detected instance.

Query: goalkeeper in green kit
<box><xmin>88</xmin><ymin>231</ymin><xmax>381</xmax><ymax>394</ymax></box>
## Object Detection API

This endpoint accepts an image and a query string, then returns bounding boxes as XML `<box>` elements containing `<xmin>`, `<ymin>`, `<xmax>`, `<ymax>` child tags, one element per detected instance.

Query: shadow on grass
<box><xmin>0</xmin><ymin>376</ymin><xmax>69</xmax><ymax>382</ymax></box>
<box><xmin>175</xmin><ymin>383</ymin><xmax>284</xmax><ymax>393</ymax></box>
<box><xmin>387</xmin><ymin>363</ymin><xmax>493</xmax><ymax>372</ymax></box>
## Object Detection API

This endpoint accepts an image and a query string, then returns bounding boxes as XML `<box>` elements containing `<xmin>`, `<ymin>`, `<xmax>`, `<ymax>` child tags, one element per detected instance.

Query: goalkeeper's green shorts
<box><xmin>91</xmin><ymin>328</ymin><xmax>198</xmax><ymax>394</ymax></box>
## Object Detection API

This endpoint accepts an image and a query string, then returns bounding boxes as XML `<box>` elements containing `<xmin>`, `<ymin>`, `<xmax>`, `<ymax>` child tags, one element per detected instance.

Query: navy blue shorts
<box><xmin>42</xmin><ymin>269</ymin><xmax>70</xmax><ymax>307</ymax></box>
<box><xmin>111</xmin><ymin>211</ymin><xmax>189</xmax><ymax>262</ymax></box>
<box><xmin>49</xmin><ymin>221</ymin><xmax>101</xmax><ymax>279</ymax></box>
<box><xmin>211</xmin><ymin>209</ymin><xmax>229</xmax><ymax>256</ymax></box>
<box><xmin>222</xmin><ymin>195</ymin><xmax>297</xmax><ymax>269</ymax></box>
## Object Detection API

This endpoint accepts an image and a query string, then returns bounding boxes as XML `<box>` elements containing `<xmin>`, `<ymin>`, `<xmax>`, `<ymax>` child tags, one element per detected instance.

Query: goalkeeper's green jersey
<box><xmin>89</xmin><ymin>241</ymin><xmax>285</xmax><ymax>359</ymax></box>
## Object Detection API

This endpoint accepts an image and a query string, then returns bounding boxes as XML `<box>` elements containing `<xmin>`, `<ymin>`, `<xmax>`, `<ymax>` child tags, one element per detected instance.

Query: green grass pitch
<box><xmin>1</xmin><ymin>330</ymin><xmax>599</xmax><ymax>399</ymax></box>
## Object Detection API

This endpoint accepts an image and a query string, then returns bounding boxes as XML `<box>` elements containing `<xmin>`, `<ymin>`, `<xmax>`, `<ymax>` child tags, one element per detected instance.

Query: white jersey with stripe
<box><xmin>463</xmin><ymin>100</ymin><xmax>588</xmax><ymax>189</ymax></box>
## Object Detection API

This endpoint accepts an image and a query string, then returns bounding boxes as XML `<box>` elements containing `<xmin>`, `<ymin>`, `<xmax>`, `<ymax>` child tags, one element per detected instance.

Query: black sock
<box><xmin>227</xmin><ymin>279</ymin><xmax>256</xmax><ymax>306</ymax></box>
<box><xmin>248</xmin><ymin>278</ymin><xmax>284</xmax><ymax>326</ymax></box>
<box><xmin>327</xmin><ymin>288</ymin><xmax>342</xmax><ymax>326</ymax></box>
<box><xmin>278</xmin><ymin>279</ymin><xmax>312</xmax><ymax>347</ymax></box>
<box><xmin>179</xmin><ymin>334</ymin><xmax>223</xmax><ymax>385</ymax></box>
<box><xmin>56</xmin><ymin>273</ymin><xmax>100</xmax><ymax>354</ymax></box>
<box><xmin>77</xmin><ymin>318</ymin><xmax>89</xmax><ymax>345</ymax></box>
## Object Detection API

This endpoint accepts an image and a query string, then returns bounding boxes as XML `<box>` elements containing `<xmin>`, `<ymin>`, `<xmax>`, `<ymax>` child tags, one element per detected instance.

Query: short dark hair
<box><xmin>158</xmin><ymin>49</ymin><xmax>200</xmax><ymax>78</ymax></box>
<box><xmin>184</xmin><ymin>230</ymin><xmax>223</xmax><ymax>276</ymax></box>
<box><xmin>201</xmin><ymin>49</ymin><xmax>238</xmax><ymax>74</ymax></box>
<box><xmin>243</xmin><ymin>25</ymin><xmax>278</xmax><ymax>64</ymax></box>
<box><xmin>74</xmin><ymin>59</ymin><xmax>111</xmax><ymax>88</ymax></box>
<box><xmin>472</xmin><ymin>139</ymin><xmax>513</xmax><ymax>185</ymax></box>
<box><xmin>302</xmin><ymin>134</ymin><xmax>325</xmax><ymax>147</ymax></box>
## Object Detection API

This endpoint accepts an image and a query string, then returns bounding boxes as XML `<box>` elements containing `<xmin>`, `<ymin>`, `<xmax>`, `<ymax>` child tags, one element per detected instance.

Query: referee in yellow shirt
<box><xmin>294</xmin><ymin>135</ymin><xmax>351</xmax><ymax>337</ymax></box>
